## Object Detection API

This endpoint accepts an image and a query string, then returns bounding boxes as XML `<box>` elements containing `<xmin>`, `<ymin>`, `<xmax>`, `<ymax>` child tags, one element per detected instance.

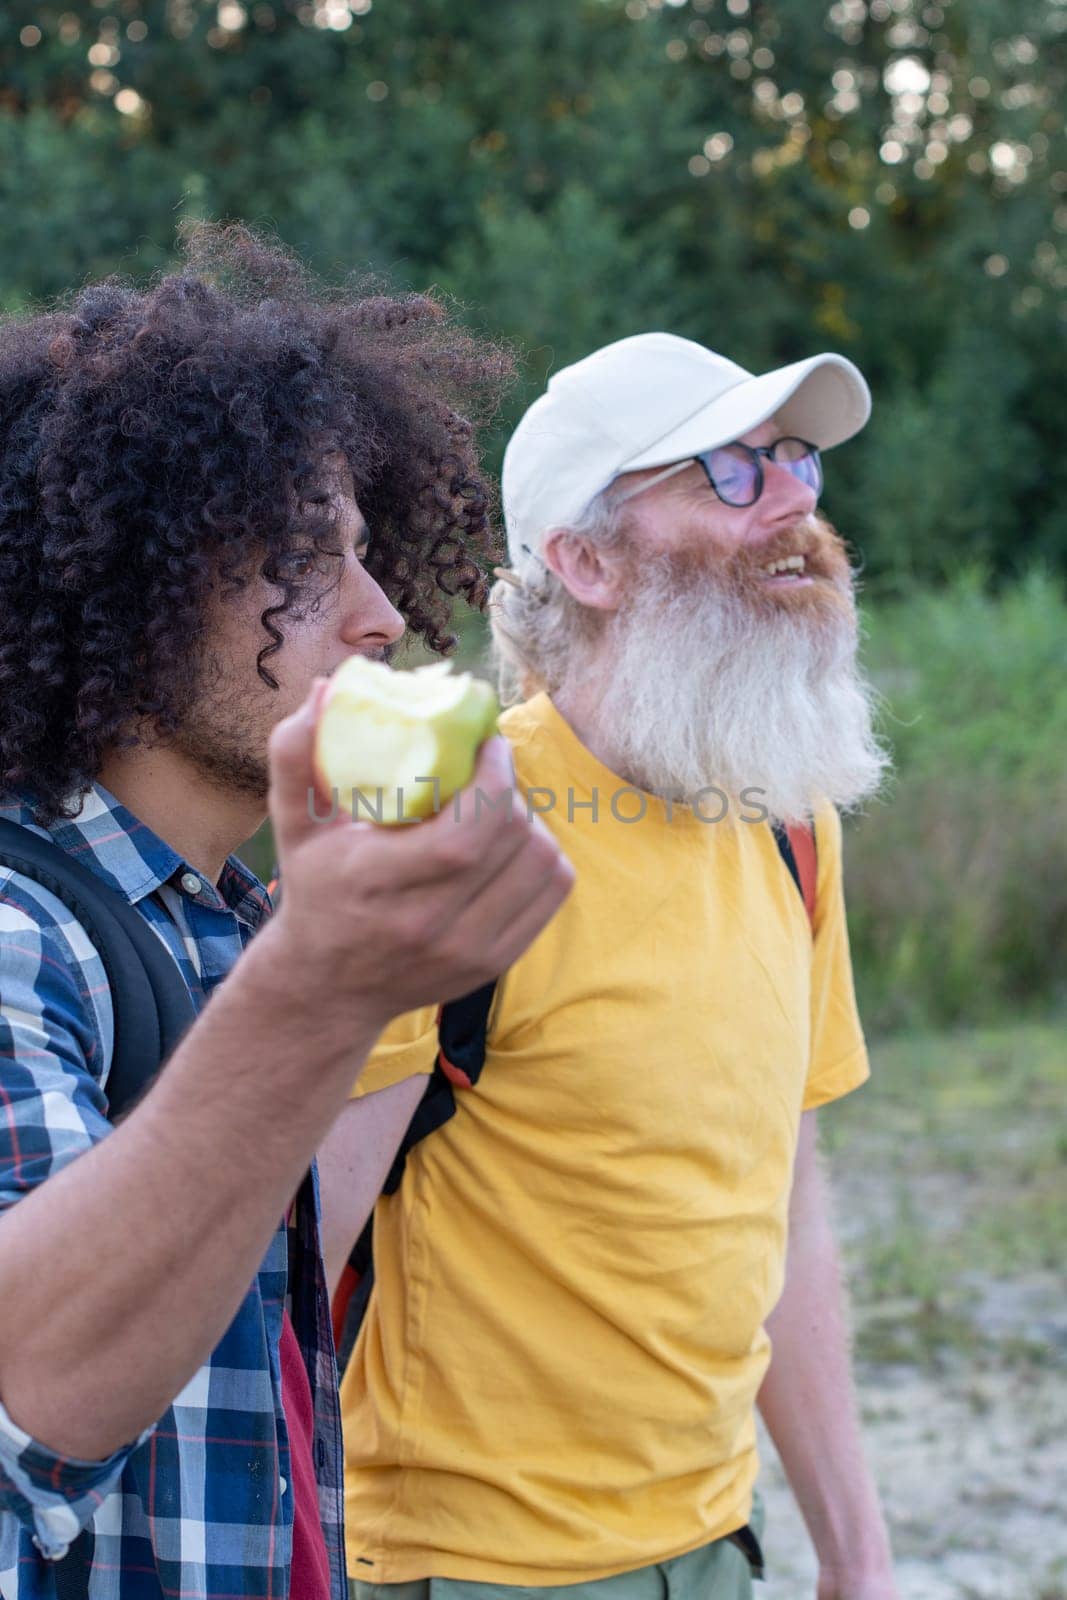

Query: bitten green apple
<box><xmin>312</xmin><ymin>656</ymin><xmax>500</xmax><ymax>824</ymax></box>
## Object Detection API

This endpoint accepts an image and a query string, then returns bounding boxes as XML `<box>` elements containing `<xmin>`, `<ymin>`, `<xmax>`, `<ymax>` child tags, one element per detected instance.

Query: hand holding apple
<box><xmin>264</xmin><ymin>671</ymin><xmax>573</xmax><ymax>1028</ymax></box>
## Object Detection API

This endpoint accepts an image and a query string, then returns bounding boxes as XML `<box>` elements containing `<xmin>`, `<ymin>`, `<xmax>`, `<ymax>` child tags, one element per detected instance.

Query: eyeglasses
<box><xmin>614</xmin><ymin>436</ymin><xmax>822</xmax><ymax>509</ymax></box>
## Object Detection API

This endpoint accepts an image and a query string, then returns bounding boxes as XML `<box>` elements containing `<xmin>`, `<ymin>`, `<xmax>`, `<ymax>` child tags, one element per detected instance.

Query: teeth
<box><xmin>763</xmin><ymin>554</ymin><xmax>806</xmax><ymax>576</ymax></box>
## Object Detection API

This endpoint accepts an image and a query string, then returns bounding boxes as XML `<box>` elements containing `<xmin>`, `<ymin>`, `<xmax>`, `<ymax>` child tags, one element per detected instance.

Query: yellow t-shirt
<box><xmin>341</xmin><ymin>692</ymin><xmax>869</xmax><ymax>1585</ymax></box>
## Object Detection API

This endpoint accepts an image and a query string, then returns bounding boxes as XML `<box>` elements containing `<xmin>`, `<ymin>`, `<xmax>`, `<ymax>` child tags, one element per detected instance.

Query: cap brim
<box><xmin>621</xmin><ymin>353</ymin><xmax>871</xmax><ymax>470</ymax></box>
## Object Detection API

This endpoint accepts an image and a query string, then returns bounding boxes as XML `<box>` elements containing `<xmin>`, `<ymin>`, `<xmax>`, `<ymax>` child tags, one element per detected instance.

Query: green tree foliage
<box><xmin>0</xmin><ymin>0</ymin><xmax>1064</xmax><ymax>583</ymax></box>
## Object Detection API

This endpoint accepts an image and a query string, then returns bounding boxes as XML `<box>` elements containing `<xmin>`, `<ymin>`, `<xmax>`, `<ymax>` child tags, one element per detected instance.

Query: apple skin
<box><xmin>312</xmin><ymin>658</ymin><xmax>500</xmax><ymax>825</ymax></box>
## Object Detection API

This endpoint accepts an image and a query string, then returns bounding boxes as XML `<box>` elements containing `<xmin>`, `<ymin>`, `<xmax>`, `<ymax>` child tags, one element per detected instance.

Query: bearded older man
<box><xmin>320</xmin><ymin>334</ymin><xmax>898</xmax><ymax>1600</ymax></box>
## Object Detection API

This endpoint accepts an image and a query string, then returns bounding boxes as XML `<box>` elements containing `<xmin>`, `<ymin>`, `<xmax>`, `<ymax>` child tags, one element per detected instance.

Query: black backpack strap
<box><xmin>377</xmin><ymin>977</ymin><xmax>499</xmax><ymax>1199</ymax></box>
<box><xmin>335</xmin><ymin>979</ymin><xmax>499</xmax><ymax>1371</ymax></box>
<box><xmin>0</xmin><ymin>819</ymin><xmax>195</xmax><ymax>1120</ymax></box>
<box><xmin>0</xmin><ymin>821</ymin><xmax>197</xmax><ymax>1596</ymax></box>
<box><xmin>435</xmin><ymin>980</ymin><xmax>498</xmax><ymax>1090</ymax></box>
<box><xmin>51</xmin><ymin>1532</ymin><xmax>93</xmax><ymax>1600</ymax></box>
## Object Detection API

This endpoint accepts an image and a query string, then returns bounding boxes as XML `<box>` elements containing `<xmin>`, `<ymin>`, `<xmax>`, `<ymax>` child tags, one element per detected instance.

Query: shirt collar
<box><xmin>6</xmin><ymin>780</ymin><xmax>272</xmax><ymax>929</ymax></box>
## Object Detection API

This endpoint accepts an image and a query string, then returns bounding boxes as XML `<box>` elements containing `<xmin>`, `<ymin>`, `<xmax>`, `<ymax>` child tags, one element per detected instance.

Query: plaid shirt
<box><xmin>0</xmin><ymin>783</ymin><xmax>346</xmax><ymax>1600</ymax></box>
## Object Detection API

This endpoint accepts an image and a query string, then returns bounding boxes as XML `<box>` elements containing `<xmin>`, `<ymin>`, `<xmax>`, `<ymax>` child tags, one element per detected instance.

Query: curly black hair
<box><xmin>0</xmin><ymin>224</ymin><xmax>513</xmax><ymax>828</ymax></box>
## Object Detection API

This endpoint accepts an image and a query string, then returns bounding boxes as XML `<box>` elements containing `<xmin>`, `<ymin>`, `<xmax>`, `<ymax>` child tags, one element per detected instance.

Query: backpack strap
<box><xmin>771</xmin><ymin>819</ymin><xmax>818</xmax><ymax>931</ymax></box>
<box><xmin>374</xmin><ymin>976</ymin><xmax>499</xmax><ymax>1199</ymax></box>
<box><xmin>432</xmin><ymin>978</ymin><xmax>498</xmax><ymax>1092</ymax></box>
<box><xmin>0</xmin><ymin>819</ymin><xmax>195</xmax><ymax>1120</ymax></box>
<box><xmin>52</xmin><ymin>1535</ymin><xmax>93</xmax><ymax>1600</ymax></box>
<box><xmin>334</xmin><ymin>978</ymin><xmax>498</xmax><ymax>1366</ymax></box>
<box><xmin>0</xmin><ymin>821</ymin><xmax>198</xmax><ymax>1598</ymax></box>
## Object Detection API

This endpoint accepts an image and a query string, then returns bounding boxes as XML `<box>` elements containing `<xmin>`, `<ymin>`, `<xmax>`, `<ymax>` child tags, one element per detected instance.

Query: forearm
<box><xmin>0</xmin><ymin>918</ymin><xmax>381</xmax><ymax>1460</ymax></box>
<box><xmin>317</xmin><ymin>1074</ymin><xmax>429</xmax><ymax>1298</ymax></box>
<box><xmin>758</xmin><ymin>1117</ymin><xmax>895</xmax><ymax>1596</ymax></box>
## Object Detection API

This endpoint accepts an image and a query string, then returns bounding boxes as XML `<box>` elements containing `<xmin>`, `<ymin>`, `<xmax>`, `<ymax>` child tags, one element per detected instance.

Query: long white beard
<box><xmin>588</xmin><ymin>537</ymin><xmax>890</xmax><ymax>826</ymax></box>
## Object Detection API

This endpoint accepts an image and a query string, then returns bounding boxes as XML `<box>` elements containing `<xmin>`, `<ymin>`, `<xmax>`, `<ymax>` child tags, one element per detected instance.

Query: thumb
<box><xmin>267</xmin><ymin>676</ymin><xmax>336</xmax><ymax>856</ymax></box>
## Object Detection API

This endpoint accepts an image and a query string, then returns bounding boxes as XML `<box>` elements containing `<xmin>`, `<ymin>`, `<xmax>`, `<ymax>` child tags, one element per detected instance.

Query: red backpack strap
<box><xmin>786</xmin><ymin>820</ymin><xmax>818</xmax><ymax>930</ymax></box>
<box><xmin>771</xmin><ymin>819</ymin><xmax>818</xmax><ymax>932</ymax></box>
<box><xmin>331</xmin><ymin>1260</ymin><xmax>361</xmax><ymax>1349</ymax></box>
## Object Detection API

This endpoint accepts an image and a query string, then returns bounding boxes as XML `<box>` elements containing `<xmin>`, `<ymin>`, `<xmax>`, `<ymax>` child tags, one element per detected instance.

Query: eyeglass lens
<box><xmin>701</xmin><ymin>438</ymin><xmax>821</xmax><ymax>507</ymax></box>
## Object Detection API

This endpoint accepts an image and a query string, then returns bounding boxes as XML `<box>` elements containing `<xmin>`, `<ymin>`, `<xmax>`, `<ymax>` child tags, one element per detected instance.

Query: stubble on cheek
<box><xmin>168</xmin><ymin>644</ymin><xmax>274</xmax><ymax>800</ymax></box>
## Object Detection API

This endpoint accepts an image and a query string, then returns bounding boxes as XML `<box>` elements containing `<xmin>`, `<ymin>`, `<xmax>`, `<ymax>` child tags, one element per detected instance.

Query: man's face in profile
<box><xmin>165</xmin><ymin>457</ymin><xmax>406</xmax><ymax>803</ymax></box>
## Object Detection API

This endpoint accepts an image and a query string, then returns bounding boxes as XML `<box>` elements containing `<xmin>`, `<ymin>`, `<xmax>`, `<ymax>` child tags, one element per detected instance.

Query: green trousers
<box><xmin>349</xmin><ymin>1494</ymin><xmax>765</xmax><ymax>1600</ymax></box>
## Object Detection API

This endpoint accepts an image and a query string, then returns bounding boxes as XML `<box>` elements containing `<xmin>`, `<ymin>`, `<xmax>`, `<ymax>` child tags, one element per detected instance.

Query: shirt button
<box><xmin>180</xmin><ymin>871</ymin><xmax>204</xmax><ymax>896</ymax></box>
<box><xmin>279</xmin><ymin>1476</ymin><xmax>288</xmax><ymax>1496</ymax></box>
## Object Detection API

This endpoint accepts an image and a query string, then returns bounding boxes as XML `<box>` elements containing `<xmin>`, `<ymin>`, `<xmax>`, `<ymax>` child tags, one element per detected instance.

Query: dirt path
<box><xmin>758</xmin><ymin>1275</ymin><xmax>1066</xmax><ymax>1597</ymax></box>
<box><xmin>755</xmin><ymin>1021</ymin><xmax>1067</xmax><ymax>1600</ymax></box>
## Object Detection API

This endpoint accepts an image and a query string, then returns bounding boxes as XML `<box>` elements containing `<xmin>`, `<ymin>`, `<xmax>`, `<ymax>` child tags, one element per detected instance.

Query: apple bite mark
<box><xmin>313</xmin><ymin>656</ymin><xmax>500</xmax><ymax>824</ymax></box>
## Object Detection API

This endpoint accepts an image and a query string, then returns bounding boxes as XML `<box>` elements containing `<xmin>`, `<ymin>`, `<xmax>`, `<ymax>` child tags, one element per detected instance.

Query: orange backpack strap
<box><xmin>771</xmin><ymin>820</ymin><xmax>818</xmax><ymax>932</ymax></box>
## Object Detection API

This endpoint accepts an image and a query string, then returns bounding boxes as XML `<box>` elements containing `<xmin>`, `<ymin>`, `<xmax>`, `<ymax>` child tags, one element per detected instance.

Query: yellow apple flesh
<box><xmin>313</xmin><ymin>657</ymin><xmax>500</xmax><ymax>824</ymax></box>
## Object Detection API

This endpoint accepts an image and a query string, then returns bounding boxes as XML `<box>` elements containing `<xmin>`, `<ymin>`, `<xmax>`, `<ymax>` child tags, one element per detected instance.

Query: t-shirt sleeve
<box><xmin>350</xmin><ymin>1004</ymin><xmax>439</xmax><ymax>1099</ymax></box>
<box><xmin>803</xmin><ymin>803</ymin><xmax>870</xmax><ymax>1110</ymax></box>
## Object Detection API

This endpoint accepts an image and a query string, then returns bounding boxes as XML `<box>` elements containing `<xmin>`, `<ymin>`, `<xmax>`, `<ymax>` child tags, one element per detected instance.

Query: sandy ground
<box><xmin>756</xmin><ymin>1265</ymin><xmax>1066</xmax><ymax>1599</ymax></box>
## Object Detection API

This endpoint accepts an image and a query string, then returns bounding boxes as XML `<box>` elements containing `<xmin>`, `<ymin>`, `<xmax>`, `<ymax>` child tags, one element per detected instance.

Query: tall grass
<box><xmin>846</xmin><ymin>568</ymin><xmax>1067</xmax><ymax>1032</ymax></box>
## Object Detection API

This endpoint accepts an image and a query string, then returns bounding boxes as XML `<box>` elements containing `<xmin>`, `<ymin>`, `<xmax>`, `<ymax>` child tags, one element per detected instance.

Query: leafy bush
<box><xmin>845</xmin><ymin>568</ymin><xmax>1067</xmax><ymax>1030</ymax></box>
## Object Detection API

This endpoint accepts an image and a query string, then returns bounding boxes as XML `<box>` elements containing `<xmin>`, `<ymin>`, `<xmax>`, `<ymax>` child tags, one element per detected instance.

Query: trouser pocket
<box><xmin>724</xmin><ymin>1488</ymin><xmax>766</xmax><ymax>1580</ymax></box>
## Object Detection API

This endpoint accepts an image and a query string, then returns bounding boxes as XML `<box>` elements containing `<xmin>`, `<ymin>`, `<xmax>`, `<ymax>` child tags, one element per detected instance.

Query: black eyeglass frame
<box><xmin>695</xmin><ymin>436</ymin><xmax>823</xmax><ymax>509</ymax></box>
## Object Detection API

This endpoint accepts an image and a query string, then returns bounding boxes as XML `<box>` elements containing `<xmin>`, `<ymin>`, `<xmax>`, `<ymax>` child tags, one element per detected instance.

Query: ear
<box><xmin>541</xmin><ymin>528</ymin><xmax>626</xmax><ymax>613</ymax></box>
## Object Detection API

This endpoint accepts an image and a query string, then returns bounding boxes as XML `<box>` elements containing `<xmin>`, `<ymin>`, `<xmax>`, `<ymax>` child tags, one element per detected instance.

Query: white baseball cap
<box><xmin>502</xmin><ymin>332</ymin><xmax>871</xmax><ymax>564</ymax></box>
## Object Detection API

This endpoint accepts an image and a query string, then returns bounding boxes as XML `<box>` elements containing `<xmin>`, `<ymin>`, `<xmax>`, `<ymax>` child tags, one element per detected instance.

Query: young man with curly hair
<box><xmin>0</xmin><ymin>228</ymin><xmax>573</xmax><ymax>1600</ymax></box>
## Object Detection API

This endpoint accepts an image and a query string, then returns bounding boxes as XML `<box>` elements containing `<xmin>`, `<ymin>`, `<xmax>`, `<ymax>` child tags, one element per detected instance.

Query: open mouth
<box><xmin>761</xmin><ymin>553</ymin><xmax>815</xmax><ymax>586</ymax></box>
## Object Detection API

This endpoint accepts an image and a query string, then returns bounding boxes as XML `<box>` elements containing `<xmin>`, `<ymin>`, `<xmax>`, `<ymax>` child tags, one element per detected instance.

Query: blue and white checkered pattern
<box><xmin>0</xmin><ymin>782</ymin><xmax>346</xmax><ymax>1598</ymax></box>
